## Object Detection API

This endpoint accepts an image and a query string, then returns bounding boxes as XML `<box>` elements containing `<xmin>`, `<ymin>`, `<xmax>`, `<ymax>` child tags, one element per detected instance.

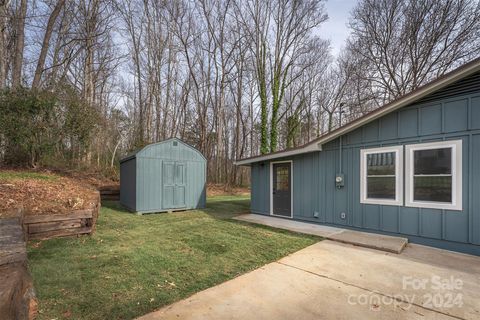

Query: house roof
<box><xmin>235</xmin><ymin>57</ymin><xmax>480</xmax><ymax>166</ymax></box>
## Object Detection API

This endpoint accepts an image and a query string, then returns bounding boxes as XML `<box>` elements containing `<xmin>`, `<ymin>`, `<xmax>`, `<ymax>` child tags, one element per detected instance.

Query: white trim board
<box><xmin>236</xmin><ymin>143</ymin><xmax>321</xmax><ymax>166</ymax></box>
<box><xmin>270</xmin><ymin>160</ymin><xmax>293</xmax><ymax>218</ymax></box>
<box><xmin>360</xmin><ymin>145</ymin><xmax>404</xmax><ymax>206</ymax></box>
<box><xmin>405</xmin><ymin>140</ymin><xmax>462</xmax><ymax>211</ymax></box>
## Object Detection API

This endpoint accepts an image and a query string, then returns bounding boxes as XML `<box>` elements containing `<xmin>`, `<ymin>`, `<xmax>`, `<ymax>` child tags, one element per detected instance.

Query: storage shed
<box><xmin>120</xmin><ymin>138</ymin><xmax>206</xmax><ymax>214</ymax></box>
<box><xmin>237</xmin><ymin>57</ymin><xmax>480</xmax><ymax>255</ymax></box>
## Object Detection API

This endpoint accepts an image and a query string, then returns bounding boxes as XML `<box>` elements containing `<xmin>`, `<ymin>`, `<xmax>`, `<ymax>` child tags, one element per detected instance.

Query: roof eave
<box><xmin>235</xmin><ymin>142</ymin><xmax>322</xmax><ymax>165</ymax></box>
<box><xmin>120</xmin><ymin>154</ymin><xmax>136</xmax><ymax>163</ymax></box>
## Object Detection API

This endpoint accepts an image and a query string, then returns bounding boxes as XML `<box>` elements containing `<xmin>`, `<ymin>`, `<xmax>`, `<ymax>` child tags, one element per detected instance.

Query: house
<box><xmin>120</xmin><ymin>138</ymin><xmax>206</xmax><ymax>214</ymax></box>
<box><xmin>236</xmin><ymin>58</ymin><xmax>480</xmax><ymax>255</ymax></box>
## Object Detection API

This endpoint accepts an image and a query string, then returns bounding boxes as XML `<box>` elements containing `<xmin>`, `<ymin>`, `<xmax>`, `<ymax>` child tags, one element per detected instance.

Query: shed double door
<box><xmin>163</xmin><ymin>161</ymin><xmax>186</xmax><ymax>209</ymax></box>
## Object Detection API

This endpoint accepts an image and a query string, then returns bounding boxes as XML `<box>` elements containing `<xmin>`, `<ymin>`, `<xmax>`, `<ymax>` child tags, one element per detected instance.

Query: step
<box><xmin>326</xmin><ymin>230</ymin><xmax>408</xmax><ymax>254</ymax></box>
<box><xmin>234</xmin><ymin>214</ymin><xmax>408</xmax><ymax>254</ymax></box>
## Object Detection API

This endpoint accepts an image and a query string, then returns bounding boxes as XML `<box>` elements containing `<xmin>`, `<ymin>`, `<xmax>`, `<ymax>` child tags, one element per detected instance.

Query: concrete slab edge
<box><xmin>325</xmin><ymin>233</ymin><xmax>408</xmax><ymax>254</ymax></box>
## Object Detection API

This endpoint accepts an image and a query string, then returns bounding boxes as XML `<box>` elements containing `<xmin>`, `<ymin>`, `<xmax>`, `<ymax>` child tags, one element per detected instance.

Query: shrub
<box><xmin>0</xmin><ymin>87</ymin><xmax>100</xmax><ymax>168</ymax></box>
<box><xmin>0</xmin><ymin>88</ymin><xmax>57</xmax><ymax>166</ymax></box>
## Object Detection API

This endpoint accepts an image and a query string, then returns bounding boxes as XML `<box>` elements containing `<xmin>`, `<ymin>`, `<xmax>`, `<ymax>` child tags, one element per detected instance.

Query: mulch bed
<box><xmin>207</xmin><ymin>183</ymin><xmax>250</xmax><ymax>196</ymax></box>
<box><xmin>0</xmin><ymin>170</ymin><xmax>100</xmax><ymax>217</ymax></box>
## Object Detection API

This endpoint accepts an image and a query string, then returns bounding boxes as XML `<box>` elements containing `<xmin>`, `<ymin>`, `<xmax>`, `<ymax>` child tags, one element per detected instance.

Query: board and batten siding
<box><xmin>251</xmin><ymin>90</ymin><xmax>480</xmax><ymax>252</ymax></box>
<box><xmin>251</xmin><ymin>163</ymin><xmax>270</xmax><ymax>214</ymax></box>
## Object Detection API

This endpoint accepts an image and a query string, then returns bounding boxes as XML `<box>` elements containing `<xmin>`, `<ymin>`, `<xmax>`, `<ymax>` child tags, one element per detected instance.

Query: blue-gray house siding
<box><xmin>120</xmin><ymin>138</ymin><xmax>207</xmax><ymax>214</ymax></box>
<box><xmin>250</xmin><ymin>71</ymin><xmax>480</xmax><ymax>255</ymax></box>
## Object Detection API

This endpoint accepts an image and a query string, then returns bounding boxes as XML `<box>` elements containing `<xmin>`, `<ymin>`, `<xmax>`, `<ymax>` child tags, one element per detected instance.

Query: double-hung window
<box><xmin>405</xmin><ymin>140</ymin><xmax>462</xmax><ymax>210</ymax></box>
<box><xmin>360</xmin><ymin>146</ymin><xmax>403</xmax><ymax>206</ymax></box>
<box><xmin>360</xmin><ymin>140</ymin><xmax>462</xmax><ymax>210</ymax></box>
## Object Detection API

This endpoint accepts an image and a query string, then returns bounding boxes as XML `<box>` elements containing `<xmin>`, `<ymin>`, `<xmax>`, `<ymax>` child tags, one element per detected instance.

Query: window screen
<box><xmin>366</xmin><ymin>152</ymin><xmax>396</xmax><ymax>199</ymax></box>
<box><xmin>413</xmin><ymin>148</ymin><xmax>452</xmax><ymax>203</ymax></box>
<box><xmin>405</xmin><ymin>140</ymin><xmax>462</xmax><ymax>211</ymax></box>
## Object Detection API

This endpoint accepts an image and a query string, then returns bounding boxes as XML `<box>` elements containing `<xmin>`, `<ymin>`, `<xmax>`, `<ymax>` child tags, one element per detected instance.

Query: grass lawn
<box><xmin>28</xmin><ymin>195</ymin><xmax>320</xmax><ymax>320</ymax></box>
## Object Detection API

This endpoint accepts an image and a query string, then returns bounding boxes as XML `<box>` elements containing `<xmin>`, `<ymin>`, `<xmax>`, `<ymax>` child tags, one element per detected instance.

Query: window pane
<box><xmin>367</xmin><ymin>152</ymin><xmax>395</xmax><ymax>175</ymax></box>
<box><xmin>414</xmin><ymin>148</ymin><xmax>451</xmax><ymax>175</ymax></box>
<box><xmin>367</xmin><ymin>177</ymin><xmax>395</xmax><ymax>199</ymax></box>
<box><xmin>414</xmin><ymin>176</ymin><xmax>452</xmax><ymax>202</ymax></box>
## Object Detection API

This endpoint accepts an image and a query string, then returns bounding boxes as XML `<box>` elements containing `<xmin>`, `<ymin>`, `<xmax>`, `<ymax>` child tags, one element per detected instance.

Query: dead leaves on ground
<box><xmin>0</xmin><ymin>170</ymin><xmax>99</xmax><ymax>217</ymax></box>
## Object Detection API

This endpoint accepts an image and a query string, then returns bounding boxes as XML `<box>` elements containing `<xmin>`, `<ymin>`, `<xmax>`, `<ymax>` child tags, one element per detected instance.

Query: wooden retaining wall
<box><xmin>0</xmin><ymin>193</ymin><xmax>101</xmax><ymax>319</ymax></box>
<box><xmin>23</xmin><ymin>195</ymin><xmax>100</xmax><ymax>240</ymax></box>
<box><xmin>0</xmin><ymin>214</ymin><xmax>37</xmax><ymax>320</ymax></box>
<box><xmin>99</xmin><ymin>185</ymin><xmax>119</xmax><ymax>201</ymax></box>
<box><xmin>0</xmin><ymin>213</ymin><xmax>27</xmax><ymax>267</ymax></box>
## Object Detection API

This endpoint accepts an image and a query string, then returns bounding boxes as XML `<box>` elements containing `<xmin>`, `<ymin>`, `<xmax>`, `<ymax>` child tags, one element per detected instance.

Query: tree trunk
<box><xmin>12</xmin><ymin>0</ymin><xmax>27</xmax><ymax>88</ymax></box>
<box><xmin>258</xmin><ymin>43</ymin><xmax>269</xmax><ymax>154</ymax></box>
<box><xmin>32</xmin><ymin>0</ymin><xmax>65</xmax><ymax>89</ymax></box>
<box><xmin>0</xmin><ymin>2</ymin><xmax>9</xmax><ymax>89</ymax></box>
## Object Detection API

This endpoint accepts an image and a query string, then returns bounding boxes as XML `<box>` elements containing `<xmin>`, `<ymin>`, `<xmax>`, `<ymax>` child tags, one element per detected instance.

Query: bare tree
<box><xmin>236</xmin><ymin>0</ymin><xmax>328</xmax><ymax>153</ymax></box>
<box><xmin>4</xmin><ymin>0</ymin><xmax>479</xmax><ymax>186</ymax></box>
<box><xmin>348</xmin><ymin>0</ymin><xmax>480</xmax><ymax>103</ymax></box>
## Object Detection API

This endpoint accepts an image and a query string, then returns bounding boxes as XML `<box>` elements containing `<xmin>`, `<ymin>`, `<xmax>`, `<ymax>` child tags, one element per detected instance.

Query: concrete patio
<box><xmin>138</xmin><ymin>240</ymin><xmax>480</xmax><ymax>320</ymax></box>
<box><xmin>234</xmin><ymin>213</ymin><xmax>408</xmax><ymax>253</ymax></box>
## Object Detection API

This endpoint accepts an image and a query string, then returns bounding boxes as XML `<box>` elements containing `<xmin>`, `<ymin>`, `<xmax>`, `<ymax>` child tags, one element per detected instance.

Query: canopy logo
<box><xmin>347</xmin><ymin>275</ymin><xmax>464</xmax><ymax>311</ymax></box>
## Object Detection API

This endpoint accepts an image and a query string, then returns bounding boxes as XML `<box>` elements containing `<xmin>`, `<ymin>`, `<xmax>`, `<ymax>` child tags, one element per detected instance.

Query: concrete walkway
<box><xmin>137</xmin><ymin>241</ymin><xmax>480</xmax><ymax>320</ymax></box>
<box><xmin>234</xmin><ymin>214</ymin><xmax>408</xmax><ymax>253</ymax></box>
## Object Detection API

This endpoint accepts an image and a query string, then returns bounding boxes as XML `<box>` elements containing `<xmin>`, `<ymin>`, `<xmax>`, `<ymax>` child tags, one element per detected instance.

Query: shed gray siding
<box><xmin>250</xmin><ymin>72</ymin><xmax>480</xmax><ymax>254</ymax></box>
<box><xmin>120</xmin><ymin>158</ymin><xmax>136</xmax><ymax>211</ymax></box>
<box><xmin>120</xmin><ymin>138</ymin><xmax>206</xmax><ymax>214</ymax></box>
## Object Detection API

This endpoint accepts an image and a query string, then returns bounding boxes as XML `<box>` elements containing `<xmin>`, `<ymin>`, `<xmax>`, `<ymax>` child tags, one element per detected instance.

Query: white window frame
<box><xmin>405</xmin><ymin>140</ymin><xmax>462</xmax><ymax>211</ymax></box>
<box><xmin>360</xmin><ymin>146</ymin><xmax>404</xmax><ymax>206</ymax></box>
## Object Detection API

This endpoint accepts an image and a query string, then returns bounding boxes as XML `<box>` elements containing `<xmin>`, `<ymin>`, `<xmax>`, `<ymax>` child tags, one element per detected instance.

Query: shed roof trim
<box><xmin>120</xmin><ymin>138</ymin><xmax>206</xmax><ymax>163</ymax></box>
<box><xmin>235</xmin><ymin>57</ymin><xmax>480</xmax><ymax>166</ymax></box>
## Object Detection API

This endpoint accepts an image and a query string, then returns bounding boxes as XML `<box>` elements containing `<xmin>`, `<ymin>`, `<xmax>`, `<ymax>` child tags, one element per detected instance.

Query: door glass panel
<box><xmin>275</xmin><ymin>167</ymin><xmax>289</xmax><ymax>191</ymax></box>
<box><xmin>414</xmin><ymin>148</ymin><xmax>451</xmax><ymax>174</ymax></box>
<box><xmin>414</xmin><ymin>176</ymin><xmax>452</xmax><ymax>202</ymax></box>
<box><xmin>273</xmin><ymin>163</ymin><xmax>291</xmax><ymax>217</ymax></box>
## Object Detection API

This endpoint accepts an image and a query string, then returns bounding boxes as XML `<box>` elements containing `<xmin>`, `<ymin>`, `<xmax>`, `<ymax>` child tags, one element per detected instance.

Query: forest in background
<box><xmin>0</xmin><ymin>0</ymin><xmax>479</xmax><ymax>185</ymax></box>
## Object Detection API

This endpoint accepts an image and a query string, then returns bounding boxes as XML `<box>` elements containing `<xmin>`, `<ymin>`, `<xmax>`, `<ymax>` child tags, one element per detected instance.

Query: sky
<box><xmin>322</xmin><ymin>0</ymin><xmax>358</xmax><ymax>57</ymax></box>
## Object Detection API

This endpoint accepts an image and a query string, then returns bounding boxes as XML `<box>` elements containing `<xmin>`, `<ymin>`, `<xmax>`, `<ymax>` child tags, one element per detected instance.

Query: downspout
<box><xmin>336</xmin><ymin>103</ymin><xmax>346</xmax><ymax>221</ymax></box>
<box><xmin>338</xmin><ymin>103</ymin><xmax>345</xmax><ymax>173</ymax></box>
<box><xmin>339</xmin><ymin>135</ymin><xmax>342</xmax><ymax>172</ymax></box>
<box><xmin>334</xmin><ymin>104</ymin><xmax>346</xmax><ymax>194</ymax></box>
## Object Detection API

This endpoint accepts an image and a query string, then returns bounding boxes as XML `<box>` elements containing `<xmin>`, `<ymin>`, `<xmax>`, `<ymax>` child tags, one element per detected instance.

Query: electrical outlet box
<box><xmin>335</xmin><ymin>173</ymin><xmax>345</xmax><ymax>188</ymax></box>
<box><xmin>313</xmin><ymin>211</ymin><xmax>319</xmax><ymax>218</ymax></box>
<box><xmin>340</xmin><ymin>212</ymin><xmax>346</xmax><ymax>220</ymax></box>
